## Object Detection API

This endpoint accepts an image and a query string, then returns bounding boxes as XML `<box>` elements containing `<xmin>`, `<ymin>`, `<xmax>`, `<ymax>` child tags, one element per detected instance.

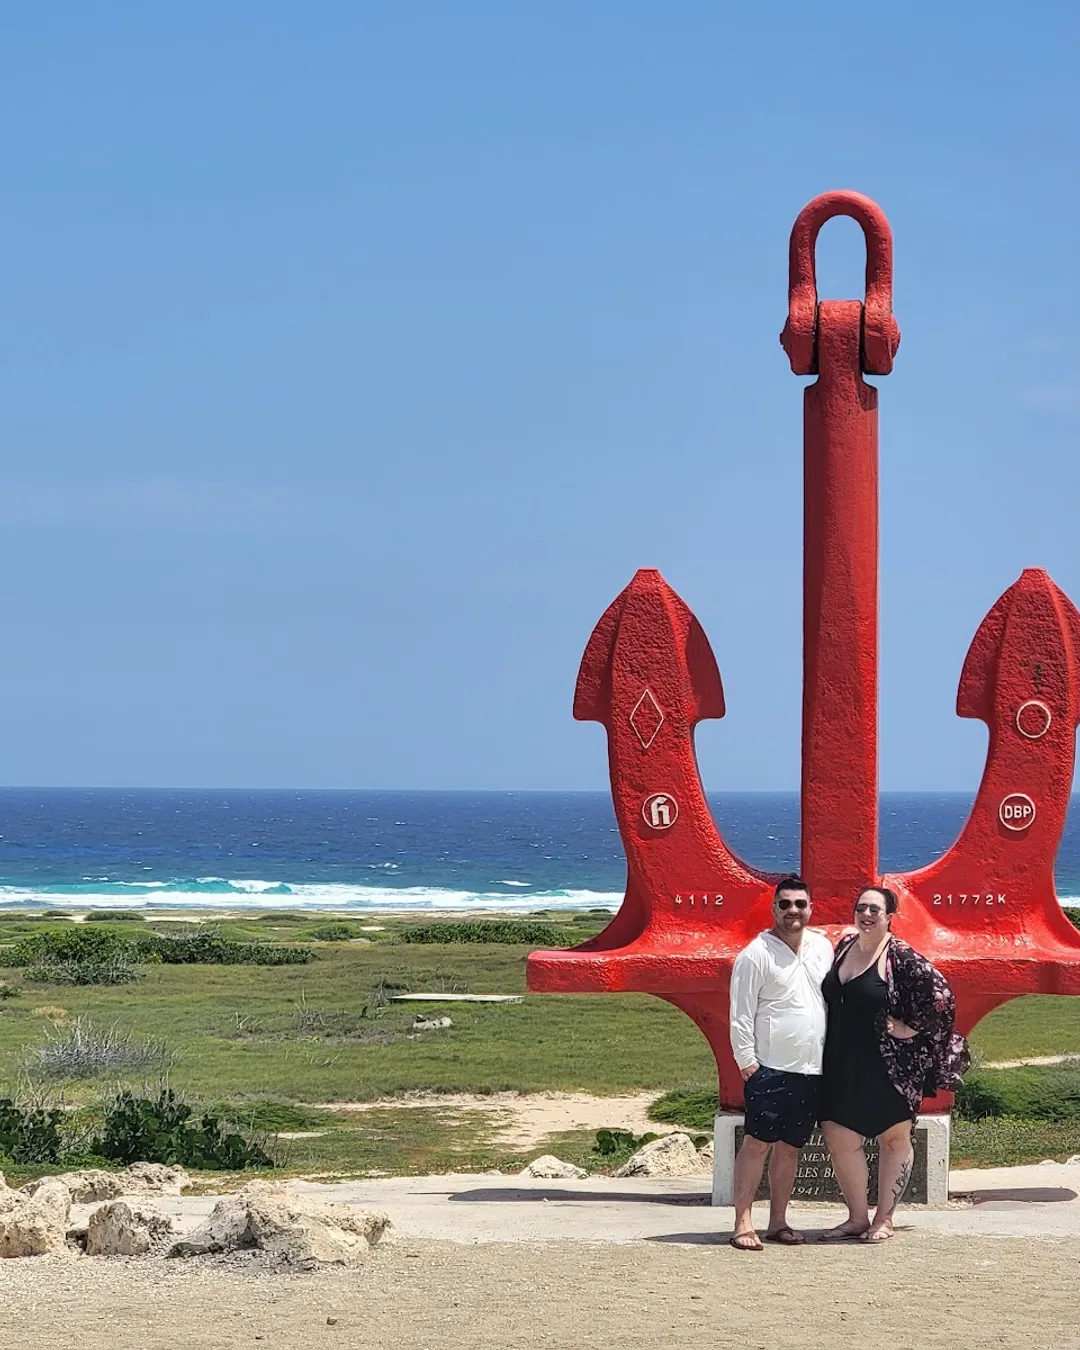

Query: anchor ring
<box><xmin>781</xmin><ymin>189</ymin><xmax>901</xmax><ymax>377</ymax></box>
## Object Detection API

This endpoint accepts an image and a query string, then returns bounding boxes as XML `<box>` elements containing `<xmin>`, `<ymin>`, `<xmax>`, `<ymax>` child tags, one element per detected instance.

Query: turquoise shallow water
<box><xmin>0</xmin><ymin>789</ymin><xmax>1076</xmax><ymax>912</ymax></box>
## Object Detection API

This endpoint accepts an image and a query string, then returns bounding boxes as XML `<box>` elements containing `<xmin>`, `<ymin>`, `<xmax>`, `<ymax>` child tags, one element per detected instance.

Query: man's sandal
<box><xmin>729</xmin><ymin>1231</ymin><xmax>764</xmax><ymax>1252</ymax></box>
<box><xmin>764</xmin><ymin>1226</ymin><xmax>806</xmax><ymax>1245</ymax></box>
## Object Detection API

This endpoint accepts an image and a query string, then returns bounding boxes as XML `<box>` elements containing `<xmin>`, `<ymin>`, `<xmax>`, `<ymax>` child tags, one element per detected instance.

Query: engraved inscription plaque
<box><xmin>734</xmin><ymin>1126</ymin><xmax>929</xmax><ymax>1204</ymax></box>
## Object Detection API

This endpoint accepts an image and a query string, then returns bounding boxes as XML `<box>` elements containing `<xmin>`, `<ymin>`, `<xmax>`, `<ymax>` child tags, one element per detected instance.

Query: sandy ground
<box><xmin>100</xmin><ymin>1165</ymin><xmax>1080</xmax><ymax>1242</ymax></box>
<box><xmin>2</xmin><ymin>1233</ymin><xmax>1078</xmax><ymax>1350</ymax></box>
<box><xmin>6</xmin><ymin>1168</ymin><xmax>1080</xmax><ymax>1348</ymax></box>
<box><xmin>314</xmin><ymin>1090</ymin><xmax>667</xmax><ymax>1149</ymax></box>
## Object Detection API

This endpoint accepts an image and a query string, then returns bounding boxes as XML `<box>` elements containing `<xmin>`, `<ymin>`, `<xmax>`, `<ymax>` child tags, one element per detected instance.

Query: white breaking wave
<box><xmin>0</xmin><ymin>882</ymin><xmax>623</xmax><ymax>913</ymax></box>
<box><xmin>0</xmin><ymin>878</ymin><xmax>1075</xmax><ymax>915</ymax></box>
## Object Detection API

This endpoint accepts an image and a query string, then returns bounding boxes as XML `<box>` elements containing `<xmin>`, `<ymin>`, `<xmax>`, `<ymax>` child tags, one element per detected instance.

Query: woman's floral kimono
<box><xmin>835</xmin><ymin>933</ymin><xmax>971</xmax><ymax>1116</ymax></box>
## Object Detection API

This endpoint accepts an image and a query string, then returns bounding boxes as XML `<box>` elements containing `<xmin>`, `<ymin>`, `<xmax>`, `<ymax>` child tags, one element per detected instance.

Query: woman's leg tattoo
<box><xmin>888</xmin><ymin>1156</ymin><xmax>912</xmax><ymax>1213</ymax></box>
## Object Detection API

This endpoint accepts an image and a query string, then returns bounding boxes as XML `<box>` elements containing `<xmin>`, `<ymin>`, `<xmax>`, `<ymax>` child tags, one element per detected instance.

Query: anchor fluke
<box><xmin>957</xmin><ymin>567</ymin><xmax>1080</xmax><ymax>728</ymax></box>
<box><xmin>573</xmin><ymin>568</ymin><xmax>725</xmax><ymax>729</ymax></box>
<box><xmin>889</xmin><ymin>564</ymin><xmax>1080</xmax><ymax>974</ymax></box>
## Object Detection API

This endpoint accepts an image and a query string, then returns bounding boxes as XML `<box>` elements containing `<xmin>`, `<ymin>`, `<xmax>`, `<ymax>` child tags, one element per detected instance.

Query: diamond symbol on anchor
<box><xmin>629</xmin><ymin>689</ymin><xmax>664</xmax><ymax>749</ymax></box>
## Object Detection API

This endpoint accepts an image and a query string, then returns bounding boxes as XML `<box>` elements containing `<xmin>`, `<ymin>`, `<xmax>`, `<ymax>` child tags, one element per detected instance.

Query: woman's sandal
<box><xmin>820</xmin><ymin>1222</ymin><xmax>870</xmax><ymax>1242</ymax></box>
<box><xmin>764</xmin><ymin>1226</ymin><xmax>806</xmax><ymax>1245</ymax></box>
<box><xmin>729</xmin><ymin>1231</ymin><xmax>764</xmax><ymax>1252</ymax></box>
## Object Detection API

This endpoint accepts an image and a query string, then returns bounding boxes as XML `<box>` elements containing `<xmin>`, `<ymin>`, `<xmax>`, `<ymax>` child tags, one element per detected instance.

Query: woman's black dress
<box><xmin>820</xmin><ymin>959</ymin><xmax>911</xmax><ymax>1139</ymax></box>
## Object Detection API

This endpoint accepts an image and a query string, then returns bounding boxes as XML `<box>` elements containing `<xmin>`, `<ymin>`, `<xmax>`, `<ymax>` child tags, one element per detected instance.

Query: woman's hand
<box><xmin>886</xmin><ymin>1017</ymin><xmax>918</xmax><ymax>1040</ymax></box>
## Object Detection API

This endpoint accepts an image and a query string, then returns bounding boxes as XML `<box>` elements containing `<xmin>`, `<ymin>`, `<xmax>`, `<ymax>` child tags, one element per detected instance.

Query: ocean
<box><xmin>0</xmin><ymin>789</ymin><xmax>1078</xmax><ymax>914</ymax></box>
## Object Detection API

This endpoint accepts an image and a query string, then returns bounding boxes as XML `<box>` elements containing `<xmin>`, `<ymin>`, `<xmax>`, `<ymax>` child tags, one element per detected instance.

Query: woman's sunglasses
<box><xmin>776</xmin><ymin>897</ymin><xmax>809</xmax><ymax>910</ymax></box>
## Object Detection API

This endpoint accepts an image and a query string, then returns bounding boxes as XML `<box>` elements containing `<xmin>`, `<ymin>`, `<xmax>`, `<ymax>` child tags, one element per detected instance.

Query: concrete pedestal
<box><xmin>711</xmin><ymin>1112</ymin><xmax>951</xmax><ymax>1206</ymax></box>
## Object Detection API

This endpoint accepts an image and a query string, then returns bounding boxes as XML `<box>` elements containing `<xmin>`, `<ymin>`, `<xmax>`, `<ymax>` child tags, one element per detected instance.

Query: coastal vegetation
<box><xmin>0</xmin><ymin>909</ymin><xmax>1078</xmax><ymax>1178</ymax></box>
<box><xmin>396</xmin><ymin>919</ymin><xmax>585</xmax><ymax>945</ymax></box>
<box><xmin>0</xmin><ymin>1088</ymin><xmax>273</xmax><ymax>1170</ymax></box>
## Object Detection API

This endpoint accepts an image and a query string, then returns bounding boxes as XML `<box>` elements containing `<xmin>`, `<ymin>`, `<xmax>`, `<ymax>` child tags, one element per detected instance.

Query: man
<box><xmin>728</xmin><ymin>875</ymin><xmax>832</xmax><ymax>1250</ymax></box>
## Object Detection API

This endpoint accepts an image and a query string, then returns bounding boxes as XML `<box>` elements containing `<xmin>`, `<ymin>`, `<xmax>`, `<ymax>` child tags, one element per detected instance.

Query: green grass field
<box><xmin>2</xmin><ymin>910</ymin><xmax>1080</xmax><ymax>1177</ymax></box>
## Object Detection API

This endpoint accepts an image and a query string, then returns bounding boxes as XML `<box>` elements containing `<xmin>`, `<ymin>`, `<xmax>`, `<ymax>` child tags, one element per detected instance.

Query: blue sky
<box><xmin>0</xmin><ymin>2</ymin><xmax>1077</xmax><ymax>790</ymax></box>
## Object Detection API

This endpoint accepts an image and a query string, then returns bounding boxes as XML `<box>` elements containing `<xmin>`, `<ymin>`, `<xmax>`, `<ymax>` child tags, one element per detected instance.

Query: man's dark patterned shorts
<box><xmin>743</xmin><ymin>1065</ymin><xmax>821</xmax><ymax>1147</ymax></box>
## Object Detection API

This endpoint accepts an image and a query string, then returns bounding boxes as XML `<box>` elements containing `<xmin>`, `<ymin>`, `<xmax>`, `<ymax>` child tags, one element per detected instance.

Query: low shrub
<box><xmin>86</xmin><ymin>911</ymin><xmax>146</xmax><ymax>922</ymax></box>
<box><xmin>10</xmin><ymin>923</ymin><xmax>312</xmax><ymax>970</ymax></box>
<box><xmin>396</xmin><ymin>920</ymin><xmax>572</xmax><ymax>946</ymax></box>
<box><xmin>594</xmin><ymin>1128</ymin><xmax>660</xmax><ymax>1156</ymax></box>
<box><xmin>1064</xmin><ymin>908</ymin><xmax>1080</xmax><ymax>932</ymax></box>
<box><xmin>133</xmin><ymin>929</ymin><xmax>313</xmax><ymax>966</ymax></box>
<box><xmin>28</xmin><ymin>1017</ymin><xmax>175</xmax><ymax>1080</ymax></box>
<box><xmin>25</xmin><ymin>957</ymin><xmax>143</xmax><ymax>986</ymax></box>
<box><xmin>94</xmin><ymin>1088</ymin><xmax>275</xmax><ymax>1170</ymax></box>
<box><xmin>0</xmin><ymin>1097</ymin><xmax>65</xmax><ymax>1164</ymax></box>
<box><xmin>0</xmin><ymin>982</ymin><xmax>20</xmax><ymax>1000</ymax></box>
<box><xmin>305</xmin><ymin>923</ymin><xmax>358</xmax><ymax>942</ymax></box>
<box><xmin>955</xmin><ymin>1065</ymin><xmax>1080</xmax><ymax>1121</ymax></box>
<box><xmin>10</xmin><ymin>927</ymin><xmax>138</xmax><ymax>967</ymax></box>
<box><xmin>647</xmin><ymin>1087</ymin><xmax>717</xmax><ymax>1132</ymax></box>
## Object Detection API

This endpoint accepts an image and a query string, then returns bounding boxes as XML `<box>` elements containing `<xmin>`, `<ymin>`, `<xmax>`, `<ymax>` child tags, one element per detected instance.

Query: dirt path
<box><xmin>3</xmin><ymin>1235</ymin><xmax>1077</xmax><ymax>1350</ymax></box>
<box><xmin>982</xmin><ymin>1053</ymin><xmax>1078</xmax><ymax>1069</ymax></box>
<box><xmin>314</xmin><ymin>1091</ymin><xmax>667</xmax><ymax>1148</ymax></box>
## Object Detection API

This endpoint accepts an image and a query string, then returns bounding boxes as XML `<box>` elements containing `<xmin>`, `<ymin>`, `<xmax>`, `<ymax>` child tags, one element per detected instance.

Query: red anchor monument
<box><xmin>527</xmin><ymin>191</ymin><xmax>1080</xmax><ymax>1193</ymax></box>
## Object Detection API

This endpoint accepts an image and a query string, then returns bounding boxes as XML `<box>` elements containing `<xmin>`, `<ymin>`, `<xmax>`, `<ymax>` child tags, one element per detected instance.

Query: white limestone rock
<box><xmin>612</xmin><ymin>1132</ymin><xmax>708</xmax><ymax>1178</ymax></box>
<box><xmin>86</xmin><ymin>1200</ymin><xmax>175</xmax><ymax>1256</ymax></box>
<box><xmin>518</xmin><ymin>1155</ymin><xmax>588</xmax><ymax>1180</ymax></box>
<box><xmin>170</xmin><ymin>1182</ymin><xmax>392</xmax><ymax>1267</ymax></box>
<box><xmin>120</xmin><ymin>1162</ymin><xmax>190</xmax><ymax>1194</ymax></box>
<box><xmin>0</xmin><ymin>1175</ymin><xmax>71</xmax><ymax>1258</ymax></box>
<box><xmin>167</xmin><ymin>1190</ymin><xmax>250</xmax><ymax>1258</ymax></box>
<box><xmin>23</xmin><ymin>1168</ymin><xmax>125</xmax><ymax>1204</ymax></box>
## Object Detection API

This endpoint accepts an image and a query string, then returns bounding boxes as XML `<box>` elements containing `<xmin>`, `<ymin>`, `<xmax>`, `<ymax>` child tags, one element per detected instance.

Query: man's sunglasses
<box><xmin>776</xmin><ymin>897</ymin><xmax>809</xmax><ymax>911</ymax></box>
<box><xmin>855</xmin><ymin>903</ymin><xmax>885</xmax><ymax>915</ymax></box>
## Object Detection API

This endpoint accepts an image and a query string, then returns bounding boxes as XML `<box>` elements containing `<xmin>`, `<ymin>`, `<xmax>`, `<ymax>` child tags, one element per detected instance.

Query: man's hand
<box><xmin>740</xmin><ymin>1063</ymin><xmax>759</xmax><ymax>1081</ymax></box>
<box><xmin>886</xmin><ymin>1017</ymin><xmax>917</xmax><ymax>1040</ymax></box>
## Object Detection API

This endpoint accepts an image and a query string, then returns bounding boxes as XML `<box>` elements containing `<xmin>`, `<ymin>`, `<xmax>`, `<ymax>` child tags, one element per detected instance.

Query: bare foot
<box><xmin>861</xmin><ymin>1219</ymin><xmax>894</xmax><ymax>1243</ymax></box>
<box><xmin>820</xmin><ymin>1220</ymin><xmax>870</xmax><ymax>1241</ymax></box>
<box><xmin>729</xmin><ymin>1229</ymin><xmax>764</xmax><ymax>1252</ymax></box>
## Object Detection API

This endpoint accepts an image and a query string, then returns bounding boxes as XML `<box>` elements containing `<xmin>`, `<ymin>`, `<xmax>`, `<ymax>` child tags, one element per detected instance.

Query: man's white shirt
<box><xmin>729</xmin><ymin>928</ymin><xmax>833</xmax><ymax>1076</ymax></box>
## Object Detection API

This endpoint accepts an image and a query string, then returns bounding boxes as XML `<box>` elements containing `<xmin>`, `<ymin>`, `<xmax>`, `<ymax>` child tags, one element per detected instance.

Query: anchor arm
<box><xmin>572</xmin><ymin>568</ymin><xmax>772</xmax><ymax>955</ymax></box>
<box><xmin>890</xmin><ymin>568</ymin><xmax>1080</xmax><ymax>968</ymax></box>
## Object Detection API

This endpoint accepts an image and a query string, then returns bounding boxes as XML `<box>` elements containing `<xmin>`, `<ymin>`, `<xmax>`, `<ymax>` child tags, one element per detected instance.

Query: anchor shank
<box><xmin>801</xmin><ymin>300</ymin><xmax>879</xmax><ymax>917</ymax></box>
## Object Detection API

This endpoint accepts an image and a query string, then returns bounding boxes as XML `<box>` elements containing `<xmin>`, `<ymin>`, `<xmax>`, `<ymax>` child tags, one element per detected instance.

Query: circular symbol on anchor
<box><xmin>999</xmin><ymin>793</ymin><xmax>1037</xmax><ymax>831</ymax></box>
<box><xmin>642</xmin><ymin>792</ymin><xmax>679</xmax><ymax>830</ymax></box>
<box><xmin>1016</xmin><ymin>700</ymin><xmax>1052</xmax><ymax>740</ymax></box>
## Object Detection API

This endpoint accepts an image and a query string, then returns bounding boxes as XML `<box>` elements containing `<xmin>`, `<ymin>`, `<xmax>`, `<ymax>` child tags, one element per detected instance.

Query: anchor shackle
<box><xmin>781</xmin><ymin>189</ymin><xmax>901</xmax><ymax>376</ymax></box>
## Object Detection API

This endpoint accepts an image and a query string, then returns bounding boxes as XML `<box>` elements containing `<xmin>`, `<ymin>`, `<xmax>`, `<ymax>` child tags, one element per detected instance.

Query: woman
<box><xmin>819</xmin><ymin>886</ymin><xmax>969</xmax><ymax>1242</ymax></box>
